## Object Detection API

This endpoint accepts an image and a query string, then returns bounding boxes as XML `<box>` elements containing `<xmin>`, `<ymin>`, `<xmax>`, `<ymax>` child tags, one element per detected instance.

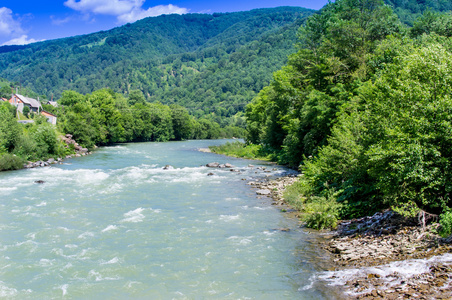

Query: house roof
<box><xmin>47</xmin><ymin>101</ymin><xmax>58</xmax><ymax>107</ymax></box>
<box><xmin>15</xmin><ymin>94</ymin><xmax>41</xmax><ymax>108</ymax></box>
<box><xmin>41</xmin><ymin>110</ymin><xmax>57</xmax><ymax>117</ymax></box>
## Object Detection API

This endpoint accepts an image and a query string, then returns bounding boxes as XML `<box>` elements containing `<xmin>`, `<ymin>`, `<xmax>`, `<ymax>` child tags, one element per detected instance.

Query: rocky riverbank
<box><xmin>24</xmin><ymin>134</ymin><xmax>92</xmax><ymax>169</ymax></box>
<box><xmin>248</xmin><ymin>175</ymin><xmax>452</xmax><ymax>299</ymax></box>
<box><xmin>324</xmin><ymin>210</ymin><xmax>452</xmax><ymax>299</ymax></box>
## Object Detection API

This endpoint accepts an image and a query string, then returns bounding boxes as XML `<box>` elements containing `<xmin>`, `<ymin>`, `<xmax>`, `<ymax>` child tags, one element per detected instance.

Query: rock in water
<box><xmin>206</xmin><ymin>162</ymin><xmax>220</xmax><ymax>168</ymax></box>
<box><xmin>256</xmin><ymin>189</ymin><xmax>271</xmax><ymax>195</ymax></box>
<box><xmin>34</xmin><ymin>180</ymin><xmax>45</xmax><ymax>184</ymax></box>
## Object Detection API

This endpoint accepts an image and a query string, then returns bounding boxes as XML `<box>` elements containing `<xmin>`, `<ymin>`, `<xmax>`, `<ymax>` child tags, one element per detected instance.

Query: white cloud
<box><xmin>51</xmin><ymin>15</ymin><xmax>73</xmax><ymax>26</ymax></box>
<box><xmin>118</xmin><ymin>4</ymin><xmax>189</xmax><ymax>23</ymax></box>
<box><xmin>64</xmin><ymin>0</ymin><xmax>143</xmax><ymax>16</ymax></box>
<box><xmin>2</xmin><ymin>35</ymin><xmax>40</xmax><ymax>46</ymax></box>
<box><xmin>64</xmin><ymin>0</ymin><xmax>188</xmax><ymax>23</ymax></box>
<box><xmin>0</xmin><ymin>7</ymin><xmax>24</xmax><ymax>36</ymax></box>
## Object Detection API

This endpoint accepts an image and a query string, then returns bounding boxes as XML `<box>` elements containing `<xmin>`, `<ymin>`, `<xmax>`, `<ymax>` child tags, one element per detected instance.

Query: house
<box><xmin>9</xmin><ymin>94</ymin><xmax>42</xmax><ymax>113</ymax></box>
<box><xmin>47</xmin><ymin>100</ymin><xmax>58</xmax><ymax>107</ymax></box>
<box><xmin>7</xmin><ymin>94</ymin><xmax>57</xmax><ymax>124</ymax></box>
<box><xmin>40</xmin><ymin>110</ymin><xmax>57</xmax><ymax>125</ymax></box>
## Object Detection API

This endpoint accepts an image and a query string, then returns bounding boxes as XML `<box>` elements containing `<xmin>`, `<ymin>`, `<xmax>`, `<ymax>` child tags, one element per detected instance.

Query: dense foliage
<box><xmin>0</xmin><ymin>101</ymin><xmax>72</xmax><ymax>171</ymax></box>
<box><xmin>245</xmin><ymin>0</ymin><xmax>452</xmax><ymax>226</ymax></box>
<box><xmin>48</xmin><ymin>89</ymin><xmax>241</xmax><ymax>149</ymax></box>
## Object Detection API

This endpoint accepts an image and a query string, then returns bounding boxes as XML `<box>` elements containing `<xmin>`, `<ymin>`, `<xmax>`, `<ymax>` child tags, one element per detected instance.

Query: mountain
<box><xmin>385</xmin><ymin>0</ymin><xmax>452</xmax><ymax>25</ymax></box>
<box><xmin>0</xmin><ymin>7</ymin><xmax>314</xmax><ymax>122</ymax></box>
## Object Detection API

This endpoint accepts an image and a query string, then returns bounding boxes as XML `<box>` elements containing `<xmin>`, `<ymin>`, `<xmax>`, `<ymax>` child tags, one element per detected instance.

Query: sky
<box><xmin>0</xmin><ymin>0</ymin><xmax>329</xmax><ymax>46</ymax></box>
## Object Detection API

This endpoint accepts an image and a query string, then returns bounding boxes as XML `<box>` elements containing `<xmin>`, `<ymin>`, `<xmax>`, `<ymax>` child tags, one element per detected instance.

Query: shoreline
<box><xmin>22</xmin><ymin>134</ymin><xmax>93</xmax><ymax>170</ymax></box>
<box><xmin>250</xmin><ymin>175</ymin><xmax>452</xmax><ymax>299</ymax></box>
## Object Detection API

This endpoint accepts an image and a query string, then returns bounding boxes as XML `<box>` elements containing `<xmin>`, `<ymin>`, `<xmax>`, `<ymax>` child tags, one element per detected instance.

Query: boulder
<box><xmin>206</xmin><ymin>162</ymin><xmax>220</xmax><ymax>168</ymax></box>
<box><xmin>225</xmin><ymin>163</ymin><xmax>233</xmax><ymax>168</ymax></box>
<box><xmin>207</xmin><ymin>172</ymin><xmax>215</xmax><ymax>176</ymax></box>
<box><xmin>34</xmin><ymin>180</ymin><xmax>45</xmax><ymax>184</ymax></box>
<box><xmin>256</xmin><ymin>189</ymin><xmax>271</xmax><ymax>195</ymax></box>
<box><xmin>163</xmin><ymin>165</ymin><xmax>174</xmax><ymax>170</ymax></box>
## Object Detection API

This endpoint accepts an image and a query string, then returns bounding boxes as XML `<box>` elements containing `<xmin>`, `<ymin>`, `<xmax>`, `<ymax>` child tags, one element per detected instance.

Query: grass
<box><xmin>209</xmin><ymin>141</ymin><xmax>270</xmax><ymax>160</ymax></box>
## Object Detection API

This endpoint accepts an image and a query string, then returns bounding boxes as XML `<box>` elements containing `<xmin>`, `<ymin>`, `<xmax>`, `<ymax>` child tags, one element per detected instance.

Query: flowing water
<box><xmin>0</xmin><ymin>140</ymin><xmax>335</xmax><ymax>299</ymax></box>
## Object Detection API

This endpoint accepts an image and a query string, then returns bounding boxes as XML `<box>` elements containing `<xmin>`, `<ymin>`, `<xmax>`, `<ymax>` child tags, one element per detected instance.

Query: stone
<box><xmin>207</xmin><ymin>172</ymin><xmax>215</xmax><ymax>176</ymax></box>
<box><xmin>34</xmin><ymin>180</ymin><xmax>45</xmax><ymax>184</ymax></box>
<box><xmin>225</xmin><ymin>163</ymin><xmax>233</xmax><ymax>168</ymax></box>
<box><xmin>163</xmin><ymin>165</ymin><xmax>174</xmax><ymax>170</ymax></box>
<box><xmin>206</xmin><ymin>162</ymin><xmax>220</xmax><ymax>168</ymax></box>
<box><xmin>256</xmin><ymin>189</ymin><xmax>271</xmax><ymax>195</ymax></box>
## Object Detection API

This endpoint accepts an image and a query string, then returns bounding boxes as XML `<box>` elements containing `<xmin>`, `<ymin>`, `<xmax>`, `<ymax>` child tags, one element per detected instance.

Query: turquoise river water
<box><xmin>0</xmin><ymin>140</ymin><xmax>336</xmax><ymax>299</ymax></box>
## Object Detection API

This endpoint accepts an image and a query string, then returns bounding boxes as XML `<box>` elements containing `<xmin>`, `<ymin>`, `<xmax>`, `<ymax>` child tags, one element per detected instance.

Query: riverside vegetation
<box><xmin>211</xmin><ymin>0</ymin><xmax>452</xmax><ymax>236</ymax></box>
<box><xmin>0</xmin><ymin>88</ymin><xmax>242</xmax><ymax>171</ymax></box>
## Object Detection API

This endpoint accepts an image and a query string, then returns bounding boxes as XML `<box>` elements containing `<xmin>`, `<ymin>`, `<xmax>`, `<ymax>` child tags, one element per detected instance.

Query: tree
<box><xmin>22</xmin><ymin>105</ymin><xmax>30</xmax><ymax>118</ymax></box>
<box><xmin>170</xmin><ymin>104</ymin><xmax>192</xmax><ymax>140</ymax></box>
<box><xmin>0</xmin><ymin>104</ymin><xmax>21</xmax><ymax>153</ymax></box>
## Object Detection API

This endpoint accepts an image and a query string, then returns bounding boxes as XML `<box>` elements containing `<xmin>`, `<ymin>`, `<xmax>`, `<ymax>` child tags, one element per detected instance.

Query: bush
<box><xmin>302</xmin><ymin>196</ymin><xmax>341</xmax><ymax>230</ymax></box>
<box><xmin>0</xmin><ymin>153</ymin><xmax>25</xmax><ymax>171</ymax></box>
<box><xmin>13</xmin><ymin>134</ymin><xmax>38</xmax><ymax>160</ymax></box>
<box><xmin>439</xmin><ymin>210</ymin><xmax>452</xmax><ymax>238</ymax></box>
<box><xmin>209</xmin><ymin>141</ymin><xmax>269</xmax><ymax>160</ymax></box>
<box><xmin>283</xmin><ymin>179</ymin><xmax>307</xmax><ymax>211</ymax></box>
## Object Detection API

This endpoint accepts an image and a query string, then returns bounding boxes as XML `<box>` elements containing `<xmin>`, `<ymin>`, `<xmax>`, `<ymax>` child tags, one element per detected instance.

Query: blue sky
<box><xmin>0</xmin><ymin>0</ymin><xmax>329</xmax><ymax>46</ymax></box>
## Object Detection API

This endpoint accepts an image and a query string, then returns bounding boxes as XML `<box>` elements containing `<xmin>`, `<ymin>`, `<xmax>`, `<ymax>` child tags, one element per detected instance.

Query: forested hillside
<box><xmin>0</xmin><ymin>7</ymin><xmax>313</xmax><ymax>125</ymax></box>
<box><xmin>241</xmin><ymin>0</ymin><xmax>452</xmax><ymax>231</ymax></box>
<box><xmin>386</xmin><ymin>0</ymin><xmax>452</xmax><ymax>24</ymax></box>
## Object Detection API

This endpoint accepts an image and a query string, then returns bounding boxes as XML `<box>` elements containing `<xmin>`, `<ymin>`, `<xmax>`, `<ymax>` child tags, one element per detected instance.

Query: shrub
<box><xmin>283</xmin><ymin>179</ymin><xmax>307</xmax><ymax>211</ymax></box>
<box><xmin>209</xmin><ymin>141</ymin><xmax>269</xmax><ymax>160</ymax></box>
<box><xmin>439</xmin><ymin>210</ymin><xmax>452</xmax><ymax>238</ymax></box>
<box><xmin>302</xmin><ymin>196</ymin><xmax>342</xmax><ymax>230</ymax></box>
<box><xmin>0</xmin><ymin>153</ymin><xmax>25</xmax><ymax>171</ymax></box>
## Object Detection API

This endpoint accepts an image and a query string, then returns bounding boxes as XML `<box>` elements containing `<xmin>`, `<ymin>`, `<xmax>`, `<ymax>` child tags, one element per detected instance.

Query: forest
<box><xmin>238</xmin><ymin>0</ymin><xmax>452</xmax><ymax>231</ymax></box>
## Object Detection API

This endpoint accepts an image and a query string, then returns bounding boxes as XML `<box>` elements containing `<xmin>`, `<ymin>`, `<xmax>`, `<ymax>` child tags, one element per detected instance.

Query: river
<box><xmin>0</xmin><ymin>140</ymin><xmax>335</xmax><ymax>299</ymax></box>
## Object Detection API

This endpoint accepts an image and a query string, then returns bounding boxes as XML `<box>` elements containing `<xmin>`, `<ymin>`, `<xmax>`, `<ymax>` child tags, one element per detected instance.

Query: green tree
<box><xmin>0</xmin><ymin>104</ymin><xmax>21</xmax><ymax>153</ymax></box>
<box><xmin>170</xmin><ymin>104</ymin><xmax>192</xmax><ymax>140</ymax></box>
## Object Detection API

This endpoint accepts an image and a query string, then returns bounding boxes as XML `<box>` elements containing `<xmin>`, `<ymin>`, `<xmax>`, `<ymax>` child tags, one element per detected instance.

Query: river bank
<box><xmin>249</xmin><ymin>175</ymin><xmax>452</xmax><ymax>299</ymax></box>
<box><xmin>22</xmin><ymin>134</ymin><xmax>92</xmax><ymax>169</ymax></box>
